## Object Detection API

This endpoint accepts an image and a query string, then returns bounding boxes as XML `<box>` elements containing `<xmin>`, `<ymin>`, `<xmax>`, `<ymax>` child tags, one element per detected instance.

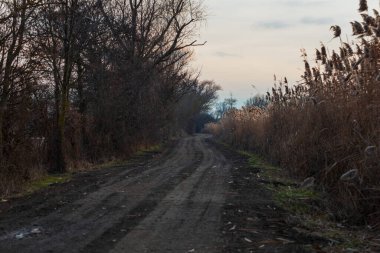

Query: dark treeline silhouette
<box><xmin>0</xmin><ymin>0</ymin><xmax>218</xmax><ymax>196</ymax></box>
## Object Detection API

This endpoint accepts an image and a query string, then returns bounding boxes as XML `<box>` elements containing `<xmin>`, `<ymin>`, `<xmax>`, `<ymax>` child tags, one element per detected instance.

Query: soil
<box><xmin>211</xmin><ymin>140</ymin><xmax>328</xmax><ymax>253</ymax></box>
<box><xmin>0</xmin><ymin>135</ymin><xmax>333</xmax><ymax>252</ymax></box>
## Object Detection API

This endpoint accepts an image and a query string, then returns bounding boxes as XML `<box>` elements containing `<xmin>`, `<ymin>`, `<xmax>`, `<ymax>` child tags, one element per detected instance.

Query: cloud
<box><xmin>280</xmin><ymin>0</ymin><xmax>329</xmax><ymax>7</ymax></box>
<box><xmin>252</xmin><ymin>17</ymin><xmax>333</xmax><ymax>32</ymax></box>
<box><xmin>254</xmin><ymin>21</ymin><xmax>292</xmax><ymax>30</ymax></box>
<box><xmin>300</xmin><ymin>17</ymin><xmax>333</xmax><ymax>25</ymax></box>
<box><xmin>215</xmin><ymin>51</ymin><xmax>242</xmax><ymax>58</ymax></box>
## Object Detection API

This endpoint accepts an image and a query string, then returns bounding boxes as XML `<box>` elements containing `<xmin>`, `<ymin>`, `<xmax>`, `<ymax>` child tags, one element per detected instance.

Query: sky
<box><xmin>191</xmin><ymin>0</ymin><xmax>379</xmax><ymax>106</ymax></box>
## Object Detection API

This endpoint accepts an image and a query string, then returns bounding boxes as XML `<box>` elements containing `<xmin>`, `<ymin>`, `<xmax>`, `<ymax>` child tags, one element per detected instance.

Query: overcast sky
<box><xmin>191</xmin><ymin>0</ymin><xmax>379</xmax><ymax>105</ymax></box>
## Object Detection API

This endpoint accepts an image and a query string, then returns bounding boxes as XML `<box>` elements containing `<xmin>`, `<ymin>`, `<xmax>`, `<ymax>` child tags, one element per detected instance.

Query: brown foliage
<box><xmin>0</xmin><ymin>0</ymin><xmax>211</xmax><ymax>197</ymax></box>
<box><xmin>207</xmin><ymin>3</ymin><xmax>380</xmax><ymax>225</ymax></box>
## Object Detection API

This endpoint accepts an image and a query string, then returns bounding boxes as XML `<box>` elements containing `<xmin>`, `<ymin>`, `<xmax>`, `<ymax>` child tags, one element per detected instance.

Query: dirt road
<box><xmin>0</xmin><ymin>134</ymin><xmax>330</xmax><ymax>253</ymax></box>
<box><xmin>0</xmin><ymin>135</ymin><xmax>230</xmax><ymax>253</ymax></box>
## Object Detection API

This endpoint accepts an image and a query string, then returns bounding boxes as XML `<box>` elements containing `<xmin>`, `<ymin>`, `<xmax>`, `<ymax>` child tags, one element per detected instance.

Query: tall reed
<box><xmin>207</xmin><ymin>0</ymin><xmax>380</xmax><ymax>225</ymax></box>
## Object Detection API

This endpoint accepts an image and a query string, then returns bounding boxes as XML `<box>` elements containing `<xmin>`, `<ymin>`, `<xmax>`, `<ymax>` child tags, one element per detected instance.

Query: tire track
<box><xmin>108</xmin><ymin>135</ymin><xmax>230</xmax><ymax>253</ymax></box>
<box><xmin>81</xmin><ymin>150</ymin><xmax>203</xmax><ymax>252</ymax></box>
<box><xmin>0</xmin><ymin>135</ymin><xmax>230</xmax><ymax>253</ymax></box>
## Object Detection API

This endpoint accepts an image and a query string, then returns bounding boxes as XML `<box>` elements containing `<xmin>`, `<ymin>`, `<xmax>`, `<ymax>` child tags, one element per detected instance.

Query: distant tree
<box><xmin>215</xmin><ymin>102</ymin><xmax>227</xmax><ymax>120</ymax></box>
<box><xmin>215</xmin><ymin>94</ymin><xmax>237</xmax><ymax>120</ymax></box>
<box><xmin>225</xmin><ymin>93</ymin><xmax>237</xmax><ymax>110</ymax></box>
<box><xmin>176</xmin><ymin>79</ymin><xmax>220</xmax><ymax>134</ymax></box>
<box><xmin>194</xmin><ymin>113</ymin><xmax>216</xmax><ymax>133</ymax></box>
<box><xmin>245</xmin><ymin>95</ymin><xmax>268</xmax><ymax>108</ymax></box>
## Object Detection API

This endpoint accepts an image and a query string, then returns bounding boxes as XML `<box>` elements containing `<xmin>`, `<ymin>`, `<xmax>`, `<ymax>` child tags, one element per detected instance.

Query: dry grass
<box><xmin>206</xmin><ymin>0</ymin><xmax>380</xmax><ymax>227</ymax></box>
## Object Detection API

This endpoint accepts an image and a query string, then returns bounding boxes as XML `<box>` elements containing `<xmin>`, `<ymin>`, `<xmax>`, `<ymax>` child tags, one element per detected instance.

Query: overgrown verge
<box><xmin>0</xmin><ymin>141</ymin><xmax>168</xmax><ymax>200</ymax></box>
<box><xmin>206</xmin><ymin>0</ymin><xmax>380</xmax><ymax>226</ymax></box>
<box><xmin>246</xmin><ymin>150</ymin><xmax>380</xmax><ymax>252</ymax></box>
<box><xmin>212</xmin><ymin>140</ymin><xmax>379</xmax><ymax>252</ymax></box>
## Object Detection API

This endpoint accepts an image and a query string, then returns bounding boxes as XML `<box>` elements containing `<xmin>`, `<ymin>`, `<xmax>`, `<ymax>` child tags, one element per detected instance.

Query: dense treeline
<box><xmin>0</xmin><ymin>0</ymin><xmax>218</xmax><ymax>196</ymax></box>
<box><xmin>207</xmin><ymin>1</ymin><xmax>380</xmax><ymax>225</ymax></box>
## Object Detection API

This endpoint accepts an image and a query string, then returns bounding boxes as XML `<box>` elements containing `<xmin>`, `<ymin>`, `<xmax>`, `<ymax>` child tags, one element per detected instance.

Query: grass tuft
<box><xmin>26</xmin><ymin>174</ymin><xmax>72</xmax><ymax>194</ymax></box>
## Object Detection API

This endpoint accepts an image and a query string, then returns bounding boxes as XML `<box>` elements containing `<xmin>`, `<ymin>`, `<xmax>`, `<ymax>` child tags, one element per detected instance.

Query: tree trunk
<box><xmin>51</xmin><ymin>0</ymin><xmax>76</xmax><ymax>173</ymax></box>
<box><xmin>77</xmin><ymin>60</ymin><xmax>87</xmax><ymax>157</ymax></box>
<box><xmin>57</xmin><ymin>98</ymin><xmax>67</xmax><ymax>173</ymax></box>
<box><xmin>52</xmin><ymin>82</ymin><xmax>66</xmax><ymax>173</ymax></box>
<box><xmin>0</xmin><ymin>105</ymin><xmax>4</xmax><ymax>163</ymax></box>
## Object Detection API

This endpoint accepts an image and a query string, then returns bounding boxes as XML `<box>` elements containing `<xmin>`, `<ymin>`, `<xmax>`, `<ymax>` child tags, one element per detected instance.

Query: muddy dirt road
<box><xmin>0</xmin><ymin>135</ymin><xmax>230</xmax><ymax>253</ymax></box>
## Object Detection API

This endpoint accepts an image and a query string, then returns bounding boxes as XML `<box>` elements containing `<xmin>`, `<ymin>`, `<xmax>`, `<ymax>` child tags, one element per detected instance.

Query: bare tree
<box><xmin>176</xmin><ymin>78</ymin><xmax>220</xmax><ymax>133</ymax></box>
<box><xmin>0</xmin><ymin>0</ymin><xmax>210</xmax><ymax>195</ymax></box>
<box><xmin>32</xmin><ymin>0</ymin><xmax>89</xmax><ymax>172</ymax></box>
<box><xmin>97</xmin><ymin>0</ymin><xmax>205</xmax><ymax>68</ymax></box>
<box><xmin>0</xmin><ymin>0</ymin><xmax>39</xmax><ymax>162</ymax></box>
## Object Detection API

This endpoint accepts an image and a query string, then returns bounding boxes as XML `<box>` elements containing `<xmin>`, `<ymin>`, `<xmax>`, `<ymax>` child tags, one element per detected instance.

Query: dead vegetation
<box><xmin>206</xmin><ymin>0</ymin><xmax>380</xmax><ymax>227</ymax></box>
<box><xmin>0</xmin><ymin>0</ymin><xmax>217</xmax><ymax>197</ymax></box>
